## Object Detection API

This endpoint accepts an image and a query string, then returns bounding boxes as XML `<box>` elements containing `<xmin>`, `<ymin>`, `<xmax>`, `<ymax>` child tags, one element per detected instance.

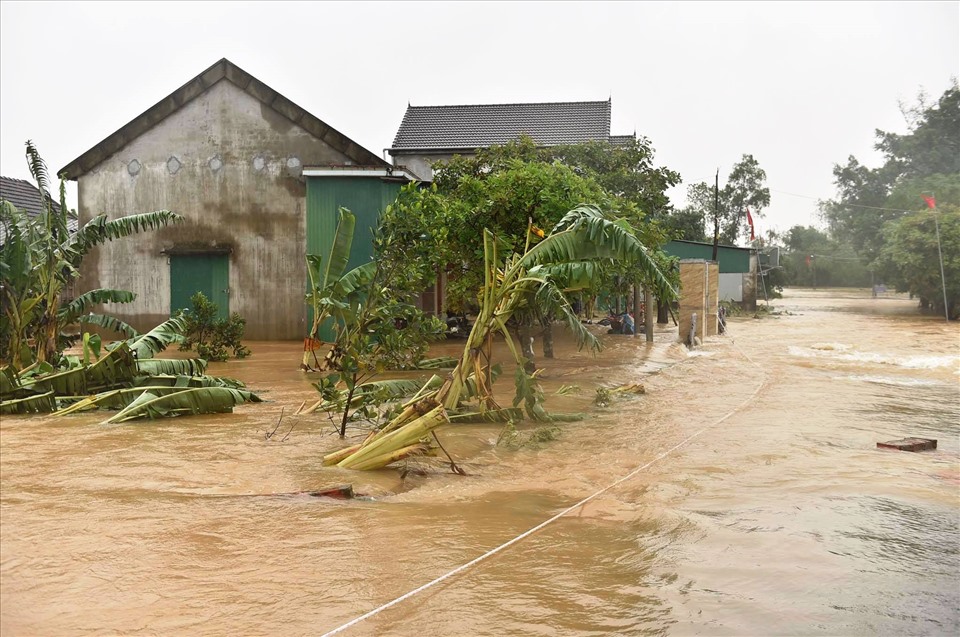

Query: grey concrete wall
<box><xmin>742</xmin><ymin>252</ymin><xmax>759</xmax><ymax>311</ymax></box>
<box><xmin>77</xmin><ymin>79</ymin><xmax>353</xmax><ymax>340</ymax></box>
<box><xmin>389</xmin><ymin>152</ymin><xmax>468</xmax><ymax>182</ymax></box>
<box><xmin>718</xmin><ymin>273</ymin><xmax>743</xmax><ymax>302</ymax></box>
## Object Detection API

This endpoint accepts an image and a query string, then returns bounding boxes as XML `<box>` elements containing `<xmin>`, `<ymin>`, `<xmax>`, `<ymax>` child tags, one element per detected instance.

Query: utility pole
<box><xmin>712</xmin><ymin>168</ymin><xmax>720</xmax><ymax>262</ymax></box>
<box><xmin>932</xmin><ymin>197</ymin><xmax>949</xmax><ymax>321</ymax></box>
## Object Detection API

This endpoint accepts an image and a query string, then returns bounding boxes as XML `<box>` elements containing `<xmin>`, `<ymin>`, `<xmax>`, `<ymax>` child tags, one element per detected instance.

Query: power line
<box><xmin>769</xmin><ymin>189</ymin><xmax>926</xmax><ymax>214</ymax></box>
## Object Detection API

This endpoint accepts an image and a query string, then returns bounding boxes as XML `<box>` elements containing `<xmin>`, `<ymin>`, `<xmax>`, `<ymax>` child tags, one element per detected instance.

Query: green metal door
<box><xmin>170</xmin><ymin>254</ymin><xmax>229</xmax><ymax>319</ymax></box>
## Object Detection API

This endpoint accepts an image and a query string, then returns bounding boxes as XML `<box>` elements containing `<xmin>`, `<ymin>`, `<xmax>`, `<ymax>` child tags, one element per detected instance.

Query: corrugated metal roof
<box><xmin>0</xmin><ymin>176</ymin><xmax>78</xmax><ymax>244</ymax></box>
<box><xmin>391</xmin><ymin>99</ymin><xmax>614</xmax><ymax>150</ymax></box>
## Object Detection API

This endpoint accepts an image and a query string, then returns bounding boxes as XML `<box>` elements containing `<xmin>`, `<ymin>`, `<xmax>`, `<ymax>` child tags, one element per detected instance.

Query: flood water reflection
<box><xmin>1</xmin><ymin>288</ymin><xmax>958</xmax><ymax>636</ymax></box>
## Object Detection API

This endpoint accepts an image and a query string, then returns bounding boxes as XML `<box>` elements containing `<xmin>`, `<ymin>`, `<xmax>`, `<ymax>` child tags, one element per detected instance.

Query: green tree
<box><xmin>780</xmin><ymin>225</ymin><xmax>871</xmax><ymax>288</ymax></box>
<box><xmin>822</xmin><ymin>82</ymin><xmax>960</xmax><ymax>315</ymax></box>
<box><xmin>0</xmin><ymin>141</ymin><xmax>181</xmax><ymax>368</ymax></box>
<box><xmin>432</xmin><ymin>146</ymin><xmax>613</xmax><ymax>313</ymax></box>
<box><xmin>326</xmin><ymin>205</ymin><xmax>677</xmax><ymax>470</ymax></box>
<box><xmin>680</xmin><ymin>155</ymin><xmax>771</xmax><ymax>246</ymax></box>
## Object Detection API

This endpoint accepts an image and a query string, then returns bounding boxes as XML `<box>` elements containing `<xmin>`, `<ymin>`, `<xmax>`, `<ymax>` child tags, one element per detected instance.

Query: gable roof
<box><xmin>60</xmin><ymin>58</ymin><xmax>388</xmax><ymax>179</ymax></box>
<box><xmin>390</xmin><ymin>99</ymin><xmax>614</xmax><ymax>151</ymax></box>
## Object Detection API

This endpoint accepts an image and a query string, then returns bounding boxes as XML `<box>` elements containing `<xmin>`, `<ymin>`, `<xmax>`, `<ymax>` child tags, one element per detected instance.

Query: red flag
<box><xmin>806</xmin><ymin>254</ymin><xmax>812</xmax><ymax>268</ymax></box>
<box><xmin>746</xmin><ymin>208</ymin><xmax>756</xmax><ymax>241</ymax></box>
<box><xmin>922</xmin><ymin>195</ymin><xmax>936</xmax><ymax>209</ymax></box>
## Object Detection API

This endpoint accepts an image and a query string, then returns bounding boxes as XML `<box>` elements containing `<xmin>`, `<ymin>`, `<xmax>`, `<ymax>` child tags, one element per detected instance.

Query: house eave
<box><xmin>302</xmin><ymin>166</ymin><xmax>422</xmax><ymax>181</ymax></box>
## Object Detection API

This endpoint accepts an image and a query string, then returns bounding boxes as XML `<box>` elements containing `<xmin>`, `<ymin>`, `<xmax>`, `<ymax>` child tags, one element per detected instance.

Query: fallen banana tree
<box><xmin>0</xmin><ymin>316</ymin><xmax>260</xmax><ymax>422</ymax></box>
<box><xmin>323</xmin><ymin>204</ymin><xmax>677</xmax><ymax>471</ymax></box>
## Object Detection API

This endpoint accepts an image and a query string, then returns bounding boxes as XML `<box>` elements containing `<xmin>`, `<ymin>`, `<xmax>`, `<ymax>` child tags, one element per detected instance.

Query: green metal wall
<box><xmin>305</xmin><ymin>176</ymin><xmax>405</xmax><ymax>339</ymax></box>
<box><xmin>170</xmin><ymin>254</ymin><xmax>230</xmax><ymax>319</ymax></box>
<box><xmin>306</xmin><ymin>177</ymin><xmax>405</xmax><ymax>270</ymax></box>
<box><xmin>664</xmin><ymin>240</ymin><xmax>751</xmax><ymax>274</ymax></box>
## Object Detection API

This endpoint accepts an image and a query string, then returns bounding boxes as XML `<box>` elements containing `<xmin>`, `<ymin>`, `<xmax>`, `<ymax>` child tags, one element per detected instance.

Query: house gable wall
<box><xmin>78</xmin><ymin>79</ymin><xmax>354</xmax><ymax>339</ymax></box>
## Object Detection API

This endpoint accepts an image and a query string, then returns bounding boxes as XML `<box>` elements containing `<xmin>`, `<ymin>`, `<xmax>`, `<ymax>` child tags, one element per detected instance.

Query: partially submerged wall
<box><xmin>678</xmin><ymin>259</ymin><xmax>719</xmax><ymax>345</ymax></box>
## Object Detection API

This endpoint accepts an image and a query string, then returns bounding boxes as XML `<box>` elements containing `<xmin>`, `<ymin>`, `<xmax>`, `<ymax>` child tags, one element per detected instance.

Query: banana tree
<box><xmin>0</xmin><ymin>141</ymin><xmax>181</xmax><ymax>368</ymax></box>
<box><xmin>328</xmin><ymin>204</ymin><xmax>677</xmax><ymax>470</ymax></box>
<box><xmin>303</xmin><ymin>208</ymin><xmax>376</xmax><ymax>370</ymax></box>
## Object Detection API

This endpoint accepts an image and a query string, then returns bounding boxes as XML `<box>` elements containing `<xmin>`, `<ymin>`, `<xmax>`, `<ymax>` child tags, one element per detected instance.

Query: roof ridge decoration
<box><xmin>60</xmin><ymin>58</ymin><xmax>387</xmax><ymax>179</ymax></box>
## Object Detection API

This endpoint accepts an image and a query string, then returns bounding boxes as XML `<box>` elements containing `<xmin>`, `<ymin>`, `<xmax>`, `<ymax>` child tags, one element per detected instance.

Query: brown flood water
<box><xmin>2</xmin><ymin>288</ymin><xmax>958</xmax><ymax>636</ymax></box>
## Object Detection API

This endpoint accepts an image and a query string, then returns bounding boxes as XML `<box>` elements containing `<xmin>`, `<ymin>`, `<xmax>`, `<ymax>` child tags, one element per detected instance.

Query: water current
<box><xmin>1</xmin><ymin>288</ymin><xmax>958</xmax><ymax>636</ymax></box>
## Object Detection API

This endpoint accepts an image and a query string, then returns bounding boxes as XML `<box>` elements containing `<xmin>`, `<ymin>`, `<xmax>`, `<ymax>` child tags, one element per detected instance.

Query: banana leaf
<box><xmin>136</xmin><ymin>358</ymin><xmax>208</xmax><ymax>376</ymax></box>
<box><xmin>136</xmin><ymin>374</ymin><xmax>244</xmax><ymax>389</ymax></box>
<box><xmin>1</xmin><ymin>391</ymin><xmax>57</xmax><ymax>415</ymax></box>
<box><xmin>127</xmin><ymin>316</ymin><xmax>187</xmax><ymax>359</ymax></box>
<box><xmin>102</xmin><ymin>387</ymin><xmax>262</xmax><ymax>424</ymax></box>
<box><xmin>0</xmin><ymin>366</ymin><xmax>22</xmax><ymax>399</ymax></box>
<box><xmin>416</xmin><ymin>357</ymin><xmax>458</xmax><ymax>369</ymax></box>
<box><xmin>302</xmin><ymin>376</ymin><xmax>443</xmax><ymax>415</ymax></box>
<box><xmin>78</xmin><ymin>313</ymin><xmax>139</xmax><ymax>338</ymax></box>
<box><xmin>55</xmin><ymin>386</ymin><xmax>198</xmax><ymax>415</ymax></box>
<box><xmin>22</xmin><ymin>366</ymin><xmax>86</xmax><ymax>397</ymax></box>
<box><xmin>85</xmin><ymin>343</ymin><xmax>138</xmax><ymax>391</ymax></box>
<box><xmin>59</xmin><ymin>289</ymin><xmax>136</xmax><ymax>324</ymax></box>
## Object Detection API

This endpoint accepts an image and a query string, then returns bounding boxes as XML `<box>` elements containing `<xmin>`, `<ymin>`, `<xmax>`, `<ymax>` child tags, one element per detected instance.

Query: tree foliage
<box><xmin>677</xmin><ymin>154</ymin><xmax>771</xmax><ymax>245</ymax></box>
<box><xmin>401</xmin><ymin>136</ymin><xmax>680</xmax><ymax>315</ymax></box>
<box><xmin>0</xmin><ymin>141</ymin><xmax>181</xmax><ymax>368</ymax></box>
<box><xmin>822</xmin><ymin>82</ymin><xmax>960</xmax><ymax>316</ymax></box>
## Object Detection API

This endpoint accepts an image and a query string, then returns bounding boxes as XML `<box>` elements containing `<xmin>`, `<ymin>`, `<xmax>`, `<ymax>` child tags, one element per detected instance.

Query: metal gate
<box><xmin>170</xmin><ymin>253</ymin><xmax>229</xmax><ymax>319</ymax></box>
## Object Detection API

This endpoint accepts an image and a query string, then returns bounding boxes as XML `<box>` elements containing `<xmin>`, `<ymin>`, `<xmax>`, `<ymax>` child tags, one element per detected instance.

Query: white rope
<box><xmin>320</xmin><ymin>338</ymin><xmax>765</xmax><ymax>637</ymax></box>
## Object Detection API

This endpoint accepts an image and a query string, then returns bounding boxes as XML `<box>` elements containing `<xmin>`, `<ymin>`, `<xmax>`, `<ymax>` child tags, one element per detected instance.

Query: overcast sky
<box><xmin>1</xmin><ymin>1</ymin><xmax>957</xmax><ymax>238</ymax></box>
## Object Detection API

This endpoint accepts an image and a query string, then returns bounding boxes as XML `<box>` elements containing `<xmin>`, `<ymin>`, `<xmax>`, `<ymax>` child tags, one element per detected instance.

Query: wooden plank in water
<box><xmin>877</xmin><ymin>438</ymin><xmax>937</xmax><ymax>452</ymax></box>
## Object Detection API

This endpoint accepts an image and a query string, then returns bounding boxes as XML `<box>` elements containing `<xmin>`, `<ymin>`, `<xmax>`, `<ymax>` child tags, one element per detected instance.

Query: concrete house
<box><xmin>60</xmin><ymin>58</ymin><xmax>414</xmax><ymax>340</ymax></box>
<box><xmin>389</xmin><ymin>99</ymin><xmax>635</xmax><ymax>181</ymax></box>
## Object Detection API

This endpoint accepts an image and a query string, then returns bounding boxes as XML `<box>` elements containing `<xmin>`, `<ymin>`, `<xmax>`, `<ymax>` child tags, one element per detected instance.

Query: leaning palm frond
<box><xmin>62</xmin><ymin>211</ymin><xmax>183</xmax><ymax>265</ymax></box>
<box><xmin>59</xmin><ymin>289</ymin><xmax>137</xmax><ymax>324</ymax></box>
<box><xmin>524</xmin><ymin>205</ymin><xmax>676</xmax><ymax>302</ymax></box>
<box><xmin>136</xmin><ymin>374</ymin><xmax>244</xmax><ymax>389</ymax></box>
<box><xmin>0</xmin><ymin>366</ymin><xmax>22</xmax><ymax>399</ymax></box>
<box><xmin>85</xmin><ymin>343</ymin><xmax>139</xmax><ymax>390</ymax></box>
<box><xmin>127</xmin><ymin>316</ymin><xmax>187</xmax><ymax>359</ymax></box>
<box><xmin>55</xmin><ymin>386</ymin><xmax>196</xmax><ymax>415</ymax></box>
<box><xmin>24</xmin><ymin>141</ymin><xmax>52</xmax><ymax>213</ymax></box>
<box><xmin>0</xmin><ymin>391</ymin><xmax>57</xmax><ymax>415</ymax></box>
<box><xmin>136</xmin><ymin>358</ymin><xmax>207</xmax><ymax>376</ymax></box>
<box><xmin>102</xmin><ymin>387</ymin><xmax>262</xmax><ymax>424</ymax></box>
<box><xmin>79</xmin><ymin>313</ymin><xmax>139</xmax><ymax>338</ymax></box>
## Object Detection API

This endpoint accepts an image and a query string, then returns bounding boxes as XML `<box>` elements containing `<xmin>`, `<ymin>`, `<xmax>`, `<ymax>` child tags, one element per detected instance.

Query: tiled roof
<box><xmin>0</xmin><ymin>176</ymin><xmax>77</xmax><ymax>243</ymax></box>
<box><xmin>608</xmin><ymin>134</ymin><xmax>637</xmax><ymax>147</ymax></box>
<box><xmin>391</xmin><ymin>99</ymin><xmax>614</xmax><ymax>150</ymax></box>
<box><xmin>0</xmin><ymin>176</ymin><xmax>61</xmax><ymax>217</ymax></box>
<box><xmin>60</xmin><ymin>58</ymin><xmax>388</xmax><ymax>179</ymax></box>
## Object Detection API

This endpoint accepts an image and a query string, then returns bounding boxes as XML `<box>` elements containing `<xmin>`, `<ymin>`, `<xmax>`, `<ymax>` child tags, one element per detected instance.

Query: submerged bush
<box><xmin>179</xmin><ymin>292</ymin><xmax>251</xmax><ymax>361</ymax></box>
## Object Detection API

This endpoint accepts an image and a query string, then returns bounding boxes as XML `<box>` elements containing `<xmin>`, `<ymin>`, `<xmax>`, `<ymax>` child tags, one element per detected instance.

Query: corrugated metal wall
<box><xmin>306</xmin><ymin>177</ymin><xmax>404</xmax><ymax>269</ymax></box>
<box><xmin>305</xmin><ymin>177</ymin><xmax>404</xmax><ymax>340</ymax></box>
<box><xmin>664</xmin><ymin>241</ymin><xmax>751</xmax><ymax>274</ymax></box>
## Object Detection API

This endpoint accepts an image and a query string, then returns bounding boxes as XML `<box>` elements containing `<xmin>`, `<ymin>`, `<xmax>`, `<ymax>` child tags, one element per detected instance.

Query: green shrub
<box><xmin>179</xmin><ymin>292</ymin><xmax>251</xmax><ymax>361</ymax></box>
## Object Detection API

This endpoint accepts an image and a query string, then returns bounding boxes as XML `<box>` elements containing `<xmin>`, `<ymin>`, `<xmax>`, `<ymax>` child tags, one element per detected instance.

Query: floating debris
<box><xmin>877</xmin><ymin>438</ymin><xmax>937</xmax><ymax>452</ymax></box>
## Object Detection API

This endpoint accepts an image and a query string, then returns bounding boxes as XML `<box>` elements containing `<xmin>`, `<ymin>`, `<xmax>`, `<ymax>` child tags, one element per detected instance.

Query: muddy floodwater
<box><xmin>2</xmin><ymin>288</ymin><xmax>958</xmax><ymax>636</ymax></box>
